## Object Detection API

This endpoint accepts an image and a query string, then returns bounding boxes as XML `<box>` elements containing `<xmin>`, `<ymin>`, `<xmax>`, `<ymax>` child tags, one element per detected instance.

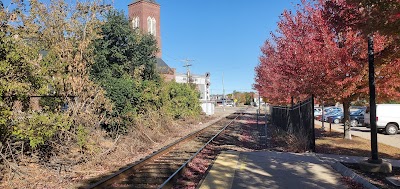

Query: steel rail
<box><xmin>86</xmin><ymin>109</ymin><xmax>245</xmax><ymax>189</ymax></box>
<box><xmin>158</xmin><ymin>109</ymin><xmax>244</xmax><ymax>188</ymax></box>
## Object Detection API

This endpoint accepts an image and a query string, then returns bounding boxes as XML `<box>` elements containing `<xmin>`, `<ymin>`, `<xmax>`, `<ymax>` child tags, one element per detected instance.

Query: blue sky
<box><xmin>4</xmin><ymin>0</ymin><xmax>301</xmax><ymax>95</ymax></box>
<box><xmin>114</xmin><ymin>0</ymin><xmax>302</xmax><ymax>95</ymax></box>
<box><xmin>111</xmin><ymin>0</ymin><xmax>303</xmax><ymax>95</ymax></box>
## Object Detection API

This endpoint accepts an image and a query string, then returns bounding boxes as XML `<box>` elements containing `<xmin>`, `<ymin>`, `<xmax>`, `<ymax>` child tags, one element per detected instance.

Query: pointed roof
<box><xmin>156</xmin><ymin>58</ymin><xmax>173</xmax><ymax>74</ymax></box>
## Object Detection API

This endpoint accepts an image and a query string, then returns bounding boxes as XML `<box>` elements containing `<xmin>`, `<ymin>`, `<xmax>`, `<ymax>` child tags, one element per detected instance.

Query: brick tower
<box><xmin>128</xmin><ymin>0</ymin><xmax>162</xmax><ymax>58</ymax></box>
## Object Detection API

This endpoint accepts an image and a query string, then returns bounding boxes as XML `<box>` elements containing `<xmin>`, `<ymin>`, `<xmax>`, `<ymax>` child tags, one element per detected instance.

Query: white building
<box><xmin>175</xmin><ymin>72</ymin><xmax>210</xmax><ymax>101</ymax></box>
<box><xmin>175</xmin><ymin>72</ymin><xmax>214</xmax><ymax>115</ymax></box>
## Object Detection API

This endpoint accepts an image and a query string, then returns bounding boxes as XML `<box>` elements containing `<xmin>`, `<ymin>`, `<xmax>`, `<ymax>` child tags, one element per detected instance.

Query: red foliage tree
<box><xmin>323</xmin><ymin>0</ymin><xmax>400</xmax><ymax>71</ymax></box>
<box><xmin>254</xmin><ymin>0</ymin><xmax>400</xmax><ymax>139</ymax></box>
<box><xmin>323</xmin><ymin>0</ymin><xmax>400</xmax><ymax>39</ymax></box>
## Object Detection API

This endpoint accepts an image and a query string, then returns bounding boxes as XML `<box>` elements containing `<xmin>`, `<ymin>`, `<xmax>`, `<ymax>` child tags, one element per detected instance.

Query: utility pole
<box><xmin>181</xmin><ymin>59</ymin><xmax>194</xmax><ymax>84</ymax></box>
<box><xmin>222</xmin><ymin>72</ymin><xmax>225</xmax><ymax>112</ymax></box>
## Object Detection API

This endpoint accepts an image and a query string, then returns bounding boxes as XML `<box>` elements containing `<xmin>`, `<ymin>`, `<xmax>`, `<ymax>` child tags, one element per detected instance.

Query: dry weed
<box><xmin>270</xmin><ymin>125</ymin><xmax>310</xmax><ymax>153</ymax></box>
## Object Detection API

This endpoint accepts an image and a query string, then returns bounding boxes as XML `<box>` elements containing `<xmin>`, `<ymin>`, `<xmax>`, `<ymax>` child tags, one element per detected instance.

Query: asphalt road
<box><xmin>316</xmin><ymin>120</ymin><xmax>400</xmax><ymax>149</ymax></box>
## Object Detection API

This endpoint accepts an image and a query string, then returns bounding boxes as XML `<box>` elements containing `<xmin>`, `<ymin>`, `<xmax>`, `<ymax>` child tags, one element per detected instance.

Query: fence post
<box><xmin>321</xmin><ymin>103</ymin><xmax>325</xmax><ymax>130</ymax></box>
<box><xmin>311</xmin><ymin>95</ymin><xmax>316</xmax><ymax>152</ymax></box>
<box><xmin>265</xmin><ymin>104</ymin><xmax>268</xmax><ymax>134</ymax></box>
<box><xmin>291</xmin><ymin>96</ymin><xmax>294</xmax><ymax>109</ymax></box>
<box><xmin>257</xmin><ymin>108</ymin><xmax>259</xmax><ymax>128</ymax></box>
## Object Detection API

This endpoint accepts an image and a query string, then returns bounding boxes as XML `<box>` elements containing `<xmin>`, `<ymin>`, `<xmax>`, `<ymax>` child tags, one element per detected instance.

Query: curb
<box><xmin>331</xmin><ymin>162</ymin><xmax>378</xmax><ymax>189</ymax></box>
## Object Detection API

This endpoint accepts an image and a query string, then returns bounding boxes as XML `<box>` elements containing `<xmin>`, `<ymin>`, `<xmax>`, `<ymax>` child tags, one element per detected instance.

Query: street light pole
<box><xmin>368</xmin><ymin>34</ymin><xmax>380</xmax><ymax>163</ymax></box>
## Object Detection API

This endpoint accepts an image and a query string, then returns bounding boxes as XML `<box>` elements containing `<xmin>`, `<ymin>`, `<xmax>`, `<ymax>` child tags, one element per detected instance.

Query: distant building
<box><xmin>128</xmin><ymin>0</ymin><xmax>161</xmax><ymax>57</ymax></box>
<box><xmin>127</xmin><ymin>1</ymin><xmax>214</xmax><ymax>115</ymax></box>
<box><xmin>253</xmin><ymin>93</ymin><xmax>265</xmax><ymax>107</ymax></box>
<box><xmin>175</xmin><ymin>72</ymin><xmax>210</xmax><ymax>101</ymax></box>
<box><xmin>128</xmin><ymin>0</ymin><xmax>175</xmax><ymax>81</ymax></box>
<box><xmin>210</xmin><ymin>94</ymin><xmax>224</xmax><ymax>101</ymax></box>
<box><xmin>209</xmin><ymin>95</ymin><xmax>234</xmax><ymax>107</ymax></box>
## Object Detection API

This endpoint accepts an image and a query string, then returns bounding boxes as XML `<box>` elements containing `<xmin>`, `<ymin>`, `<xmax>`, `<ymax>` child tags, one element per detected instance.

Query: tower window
<box><xmin>152</xmin><ymin>18</ymin><xmax>156</xmax><ymax>36</ymax></box>
<box><xmin>147</xmin><ymin>16</ymin><xmax>156</xmax><ymax>36</ymax></box>
<box><xmin>132</xmin><ymin>17</ymin><xmax>139</xmax><ymax>29</ymax></box>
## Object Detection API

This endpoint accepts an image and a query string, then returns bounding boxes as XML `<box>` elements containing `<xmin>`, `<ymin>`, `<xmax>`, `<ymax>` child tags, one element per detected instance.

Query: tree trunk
<box><xmin>343</xmin><ymin>100</ymin><xmax>352</xmax><ymax>139</ymax></box>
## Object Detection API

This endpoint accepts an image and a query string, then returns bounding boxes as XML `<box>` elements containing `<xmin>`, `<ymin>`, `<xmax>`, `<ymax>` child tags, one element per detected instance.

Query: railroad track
<box><xmin>86</xmin><ymin>109</ymin><xmax>246</xmax><ymax>189</ymax></box>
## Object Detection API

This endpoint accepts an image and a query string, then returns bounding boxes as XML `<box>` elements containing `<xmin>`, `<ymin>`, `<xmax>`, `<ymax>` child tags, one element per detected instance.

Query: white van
<box><xmin>364</xmin><ymin>104</ymin><xmax>400</xmax><ymax>135</ymax></box>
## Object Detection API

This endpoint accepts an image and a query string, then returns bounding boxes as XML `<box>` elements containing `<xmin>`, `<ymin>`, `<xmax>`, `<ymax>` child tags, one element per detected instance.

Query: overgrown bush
<box><xmin>0</xmin><ymin>2</ymin><xmax>202</xmax><ymax>186</ymax></box>
<box><xmin>12</xmin><ymin>112</ymin><xmax>72</xmax><ymax>148</ymax></box>
<box><xmin>162</xmin><ymin>82</ymin><xmax>202</xmax><ymax>119</ymax></box>
<box><xmin>270</xmin><ymin>125</ymin><xmax>310</xmax><ymax>153</ymax></box>
<box><xmin>0</xmin><ymin>0</ymin><xmax>112</xmax><ymax>156</ymax></box>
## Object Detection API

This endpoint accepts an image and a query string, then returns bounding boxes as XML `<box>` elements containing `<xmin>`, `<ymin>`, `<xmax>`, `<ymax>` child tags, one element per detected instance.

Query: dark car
<box><xmin>327</xmin><ymin>109</ymin><xmax>365</xmax><ymax>126</ymax></box>
<box><xmin>324</xmin><ymin>111</ymin><xmax>343</xmax><ymax>123</ymax></box>
<box><xmin>347</xmin><ymin>109</ymin><xmax>365</xmax><ymax>127</ymax></box>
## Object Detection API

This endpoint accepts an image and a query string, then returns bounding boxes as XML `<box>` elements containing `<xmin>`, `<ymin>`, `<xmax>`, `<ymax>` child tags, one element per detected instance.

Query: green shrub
<box><xmin>162</xmin><ymin>82</ymin><xmax>201</xmax><ymax>119</ymax></box>
<box><xmin>39</xmin><ymin>97</ymin><xmax>64</xmax><ymax>112</ymax></box>
<box><xmin>76</xmin><ymin>124</ymin><xmax>88</xmax><ymax>149</ymax></box>
<box><xmin>0</xmin><ymin>104</ymin><xmax>11</xmax><ymax>144</ymax></box>
<box><xmin>12</xmin><ymin>112</ymin><xmax>72</xmax><ymax>148</ymax></box>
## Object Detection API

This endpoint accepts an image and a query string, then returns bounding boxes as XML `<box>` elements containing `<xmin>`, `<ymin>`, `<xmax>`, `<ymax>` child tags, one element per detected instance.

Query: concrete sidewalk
<box><xmin>199</xmin><ymin>151</ymin><xmax>345</xmax><ymax>189</ymax></box>
<box><xmin>315</xmin><ymin>121</ymin><xmax>400</xmax><ymax>149</ymax></box>
<box><xmin>199</xmin><ymin>151</ymin><xmax>400</xmax><ymax>189</ymax></box>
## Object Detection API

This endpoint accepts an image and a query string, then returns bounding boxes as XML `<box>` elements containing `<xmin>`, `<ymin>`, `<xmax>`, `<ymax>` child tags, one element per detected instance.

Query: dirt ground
<box><xmin>314</xmin><ymin>124</ymin><xmax>400</xmax><ymax>160</ymax></box>
<box><xmin>0</xmin><ymin>111</ymin><xmax>231</xmax><ymax>189</ymax></box>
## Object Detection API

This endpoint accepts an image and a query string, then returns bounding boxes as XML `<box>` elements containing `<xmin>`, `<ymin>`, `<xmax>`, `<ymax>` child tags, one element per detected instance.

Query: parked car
<box><xmin>348</xmin><ymin>109</ymin><xmax>366</xmax><ymax>127</ymax></box>
<box><xmin>325</xmin><ymin>107</ymin><xmax>342</xmax><ymax>113</ymax></box>
<box><xmin>364</xmin><ymin>104</ymin><xmax>400</xmax><ymax>135</ymax></box>
<box><xmin>315</xmin><ymin>107</ymin><xmax>342</xmax><ymax>120</ymax></box>
<box><xmin>326</xmin><ymin>108</ymin><xmax>365</xmax><ymax>126</ymax></box>
<box><xmin>314</xmin><ymin>108</ymin><xmax>322</xmax><ymax>117</ymax></box>
<box><xmin>323</xmin><ymin>110</ymin><xmax>343</xmax><ymax>124</ymax></box>
<box><xmin>320</xmin><ymin>109</ymin><xmax>342</xmax><ymax>122</ymax></box>
<box><xmin>327</xmin><ymin>114</ymin><xmax>343</xmax><ymax>124</ymax></box>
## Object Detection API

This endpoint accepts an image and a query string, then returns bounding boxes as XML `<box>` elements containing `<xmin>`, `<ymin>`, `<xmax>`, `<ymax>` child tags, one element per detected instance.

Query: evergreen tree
<box><xmin>91</xmin><ymin>10</ymin><xmax>159</xmax><ymax>81</ymax></box>
<box><xmin>91</xmin><ymin>10</ymin><xmax>159</xmax><ymax>115</ymax></box>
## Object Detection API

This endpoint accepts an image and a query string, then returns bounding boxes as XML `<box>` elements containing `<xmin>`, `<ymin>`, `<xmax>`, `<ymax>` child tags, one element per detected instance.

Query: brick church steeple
<box><xmin>128</xmin><ymin>0</ymin><xmax>162</xmax><ymax>58</ymax></box>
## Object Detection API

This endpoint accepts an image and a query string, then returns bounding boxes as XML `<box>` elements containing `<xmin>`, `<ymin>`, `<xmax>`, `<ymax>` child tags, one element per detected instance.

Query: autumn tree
<box><xmin>226</xmin><ymin>91</ymin><xmax>256</xmax><ymax>105</ymax></box>
<box><xmin>255</xmin><ymin>1</ymin><xmax>400</xmax><ymax>139</ymax></box>
<box><xmin>324</xmin><ymin>0</ymin><xmax>400</xmax><ymax>38</ymax></box>
<box><xmin>323</xmin><ymin>0</ymin><xmax>400</xmax><ymax>77</ymax></box>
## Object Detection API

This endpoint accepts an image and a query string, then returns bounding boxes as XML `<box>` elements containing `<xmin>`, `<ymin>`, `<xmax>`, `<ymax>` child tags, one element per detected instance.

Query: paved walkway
<box><xmin>199</xmin><ymin>110</ymin><xmax>400</xmax><ymax>189</ymax></box>
<box><xmin>200</xmin><ymin>151</ymin><xmax>345</xmax><ymax>189</ymax></box>
<box><xmin>316</xmin><ymin>121</ymin><xmax>400</xmax><ymax>149</ymax></box>
<box><xmin>198</xmin><ymin>112</ymin><xmax>400</xmax><ymax>189</ymax></box>
<box><xmin>199</xmin><ymin>151</ymin><xmax>400</xmax><ymax>189</ymax></box>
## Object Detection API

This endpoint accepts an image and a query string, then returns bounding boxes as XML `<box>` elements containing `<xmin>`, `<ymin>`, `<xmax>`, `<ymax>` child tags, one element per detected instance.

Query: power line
<box><xmin>181</xmin><ymin>58</ymin><xmax>194</xmax><ymax>83</ymax></box>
